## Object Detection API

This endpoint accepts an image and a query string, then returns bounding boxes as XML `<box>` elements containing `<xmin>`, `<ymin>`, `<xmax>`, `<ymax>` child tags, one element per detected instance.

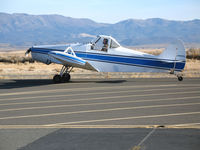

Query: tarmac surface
<box><xmin>0</xmin><ymin>78</ymin><xmax>200</xmax><ymax>150</ymax></box>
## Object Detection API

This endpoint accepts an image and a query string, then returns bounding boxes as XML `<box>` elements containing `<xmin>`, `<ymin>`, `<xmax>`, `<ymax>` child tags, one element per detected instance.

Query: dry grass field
<box><xmin>0</xmin><ymin>48</ymin><xmax>200</xmax><ymax>79</ymax></box>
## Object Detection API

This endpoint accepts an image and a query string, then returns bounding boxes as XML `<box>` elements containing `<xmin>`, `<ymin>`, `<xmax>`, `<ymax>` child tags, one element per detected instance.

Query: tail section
<box><xmin>158</xmin><ymin>39</ymin><xmax>186</xmax><ymax>72</ymax></box>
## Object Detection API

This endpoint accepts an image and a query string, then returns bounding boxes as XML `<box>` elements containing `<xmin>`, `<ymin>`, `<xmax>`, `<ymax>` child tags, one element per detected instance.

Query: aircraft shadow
<box><xmin>0</xmin><ymin>79</ymin><xmax>53</xmax><ymax>89</ymax></box>
<box><xmin>0</xmin><ymin>79</ymin><xmax>127</xmax><ymax>89</ymax></box>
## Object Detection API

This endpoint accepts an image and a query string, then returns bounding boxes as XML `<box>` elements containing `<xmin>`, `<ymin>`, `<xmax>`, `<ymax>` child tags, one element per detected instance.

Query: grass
<box><xmin>186</xmin><ymin>48</ymin><xmax>200</xmax><ymax>60</ymax></box>
<box><xmin>0</xmin><ymin>51</ymin><xmax>33</xmax><ymax>63</ymax></box>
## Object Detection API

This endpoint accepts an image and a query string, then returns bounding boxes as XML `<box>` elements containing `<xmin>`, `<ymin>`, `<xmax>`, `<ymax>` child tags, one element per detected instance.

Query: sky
<box><xmin>1</xmin><ymin>0</ymin><xmax>200</xmax><ymax>23</ymax></box>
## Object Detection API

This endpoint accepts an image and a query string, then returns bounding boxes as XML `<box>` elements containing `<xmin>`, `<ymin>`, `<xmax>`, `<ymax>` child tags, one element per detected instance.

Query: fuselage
<box><xmin>30</xmin><ymin>35</ymin><xmax>185</xmax><ymax>73</ymax></box>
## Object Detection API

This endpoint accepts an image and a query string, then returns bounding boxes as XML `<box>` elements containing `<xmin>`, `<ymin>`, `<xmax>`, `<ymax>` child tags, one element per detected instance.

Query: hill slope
<box><xmin>0</xmin><ymin>13</ymin><xmax>200</xmax><ymax>46</ymax></box>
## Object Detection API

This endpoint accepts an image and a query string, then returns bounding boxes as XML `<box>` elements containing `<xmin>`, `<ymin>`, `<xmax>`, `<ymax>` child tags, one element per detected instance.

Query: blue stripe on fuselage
<box><xmin>31</xmin><ymin>48</ymin><xmax>185</xmax><ymax>71</ymax></box>
<box><xmin>84</xmin><ymin>53</ymin><xmax>185</xmax><ymax>71</ymax></box>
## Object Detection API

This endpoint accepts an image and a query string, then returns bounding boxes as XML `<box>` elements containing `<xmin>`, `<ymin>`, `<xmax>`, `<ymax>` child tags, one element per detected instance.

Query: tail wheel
<box><xmin>178</xmin><ymin>76</ymin><xmax>183</xmax><ymax>81</ymax></box>
<box><xmin>53</xmin><ymin>74</ymin><xmax>61</xmax><ymax>83</ymax></box>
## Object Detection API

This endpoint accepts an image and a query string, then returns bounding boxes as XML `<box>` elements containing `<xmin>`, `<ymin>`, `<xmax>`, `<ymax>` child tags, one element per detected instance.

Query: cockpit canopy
<box><xmin>90</xmin><ymin>35</ymin><xmax>120</xmax><ymax>52</ymax></box>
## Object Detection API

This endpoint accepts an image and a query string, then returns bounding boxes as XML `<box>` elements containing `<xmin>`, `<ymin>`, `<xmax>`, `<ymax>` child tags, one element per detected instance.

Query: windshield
<box><xmin>91</xmin><ymin>36</ymin><xmax>100</xmax><ymax>44</ymax></box>
<box><xmin>91</xmin><ymin>37</ymin><xmax>109</xmax><ymax>52</ymax></box>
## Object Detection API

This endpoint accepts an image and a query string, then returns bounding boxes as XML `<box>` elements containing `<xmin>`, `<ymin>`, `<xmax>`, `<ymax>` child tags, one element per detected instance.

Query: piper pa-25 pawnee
<box><xmin>26</xmin><ymin>35</ymin><xmax>186</xmax><ymax>83</ymax></box>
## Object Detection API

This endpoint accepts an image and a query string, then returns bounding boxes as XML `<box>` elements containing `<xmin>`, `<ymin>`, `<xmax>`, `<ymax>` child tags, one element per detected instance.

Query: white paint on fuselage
<box><xmin>31</xmin><ymin>43</ymin><xmax>162</xmax><ymax>72</ymax></box>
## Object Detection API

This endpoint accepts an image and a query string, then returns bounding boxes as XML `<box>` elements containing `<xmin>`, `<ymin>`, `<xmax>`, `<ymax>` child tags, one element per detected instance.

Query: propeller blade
<box><xmin>25</xmin><ymin>48</ymin><xmax>31</xmax><ymax>57</ymax></box>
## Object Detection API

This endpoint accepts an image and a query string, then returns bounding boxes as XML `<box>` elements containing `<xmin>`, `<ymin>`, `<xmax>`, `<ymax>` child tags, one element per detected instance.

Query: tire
<box><xmin>61</xmin><ymin>73</ymin><xmax>71</xmax><ymax>82</ymax></box>
<box><xmin>178</xmin><ymin>76</ymin><xmax>183</xmax><ymax>81</ymax></box>
<box><xmin>53</xmin><ymin>75</ymin><xmax>61</xmax><ymax>83</ymax></box>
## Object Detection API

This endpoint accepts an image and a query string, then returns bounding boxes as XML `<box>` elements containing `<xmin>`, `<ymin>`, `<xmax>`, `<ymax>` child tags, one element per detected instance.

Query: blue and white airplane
<box><xmin>26</xmin><ymin>35</ymin><xmax>186</xmax><ymax>83</ymax></box>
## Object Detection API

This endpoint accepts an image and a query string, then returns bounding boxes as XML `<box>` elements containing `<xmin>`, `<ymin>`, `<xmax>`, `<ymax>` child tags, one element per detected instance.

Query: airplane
<box><xmin>26</xmin><ymin>35</ymin><xmax>186</xmax><ymax>83</ymax></box>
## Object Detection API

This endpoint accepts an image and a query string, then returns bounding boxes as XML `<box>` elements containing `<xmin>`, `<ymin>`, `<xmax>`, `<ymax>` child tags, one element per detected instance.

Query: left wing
<box><xmin>48</xmin><ymin>47</ymin><xmax>98</xmax><ymax>71</ymax></box>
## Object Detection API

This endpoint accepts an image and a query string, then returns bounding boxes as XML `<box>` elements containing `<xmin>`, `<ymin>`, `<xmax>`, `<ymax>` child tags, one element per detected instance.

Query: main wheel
<box><xmin>178</xmin><ymin>76</ymin><xmax>183</xmax><ymax>81</ymax></box>
<box><xmin>53</xmin><ymin>74</ymin><xmax>61</xmax><ymax>83</ymax></box>
<box><xmin>61</xmin><ymin>73</ymin><xmax>71</xmax><ymax>82</ymax></box>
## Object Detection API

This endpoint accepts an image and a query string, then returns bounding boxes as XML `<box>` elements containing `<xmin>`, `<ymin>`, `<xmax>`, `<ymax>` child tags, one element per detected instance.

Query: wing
<box><xmin>48</xmin><ymin>47</ymin><xmax>98</xmax><ymax>71</ymax></box>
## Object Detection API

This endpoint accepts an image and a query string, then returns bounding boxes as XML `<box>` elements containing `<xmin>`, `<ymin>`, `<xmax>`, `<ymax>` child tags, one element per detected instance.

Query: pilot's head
<box><xmin>103</xmin><ymin>38</ymin><xmax>108</xmax><ymax>44</ymax></box>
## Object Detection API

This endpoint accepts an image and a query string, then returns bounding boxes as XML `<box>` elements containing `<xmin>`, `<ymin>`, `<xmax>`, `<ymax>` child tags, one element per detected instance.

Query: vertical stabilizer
<box><xmin>158</xmin><ymin>39</ymin><xmax>186</xmax><ymax>62</ymax></box>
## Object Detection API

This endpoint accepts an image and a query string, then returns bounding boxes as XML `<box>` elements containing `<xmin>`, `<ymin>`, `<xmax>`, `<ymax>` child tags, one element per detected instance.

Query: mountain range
<box><xmin>0</xmin><ymin>12</ymin><xmax>200</xmax><ymax>47</ymax></box>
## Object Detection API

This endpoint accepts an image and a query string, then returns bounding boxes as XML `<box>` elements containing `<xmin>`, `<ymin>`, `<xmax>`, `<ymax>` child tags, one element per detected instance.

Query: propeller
<box><xmin>25</xmin><ymin>48</ymin><xmax>31</xmax><ymax>57</ymax></box>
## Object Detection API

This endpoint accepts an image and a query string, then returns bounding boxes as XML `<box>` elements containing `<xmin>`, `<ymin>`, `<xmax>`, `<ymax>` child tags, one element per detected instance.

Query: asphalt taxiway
<box><xmin>0</xmin><ymin>78</ymin><xmax>200</xmax><ymax>150</ymax></box>
<box><xmin>0</xmin><ymin>78</ymin><xmax>200</xmax><ymax>127</ymax></box>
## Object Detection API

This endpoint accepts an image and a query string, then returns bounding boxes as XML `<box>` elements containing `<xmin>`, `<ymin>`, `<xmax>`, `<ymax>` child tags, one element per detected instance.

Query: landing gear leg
<box><xmin>53</xmin><ymin>66</ymin><xmax>73</xmax><ymax>83</ymax></box>
<box><xmin>170</xmin><ymin>69</ymin><xmax>183</xmax><ymax>81</ymax></box>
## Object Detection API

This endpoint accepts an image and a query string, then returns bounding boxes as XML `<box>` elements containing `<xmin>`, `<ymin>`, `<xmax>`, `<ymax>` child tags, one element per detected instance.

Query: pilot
<box><xmin>102</xmin><ymin>38</ymin><xmax>108</xmax><ymax>52</ymax></box>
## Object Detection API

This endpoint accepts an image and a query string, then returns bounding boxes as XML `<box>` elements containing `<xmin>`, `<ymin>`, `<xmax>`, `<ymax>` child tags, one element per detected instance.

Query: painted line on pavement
<box><xmin>1</xmin><ymin>85</ymin><xmax>198</xmax><ymax>102</ymax></box>
<box><xmin>168</xmin><ymin>123</ymin><xmax>200</xmax><ymax>127</ymax></box>
<box><xmin>131</xmin><ymin>128</ymin><xmax>156</xmax><ymax>150</ymax></box>
<box><xmin>48</xmin><ymin>111</ymin><xmax>200</xmax><ymax>126</ymax></box>
<box><xmin>0</xmin><ymin>123</ymin><xmax>200</xmax><ymax>129</ymax></box>
<box><xmin>0</xmin><ymin>95</ymin><xmax>199</xmax><ymax>112</ymax></box>
<box><xmin>0</xmin><ymin>90</ymin><xmax>199</xmax><ymax>107</ymax></box>
<box><xmin>0</xmin><ymin>102</ymin><xmax>200</xmax><ymax>120</ymax></box>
